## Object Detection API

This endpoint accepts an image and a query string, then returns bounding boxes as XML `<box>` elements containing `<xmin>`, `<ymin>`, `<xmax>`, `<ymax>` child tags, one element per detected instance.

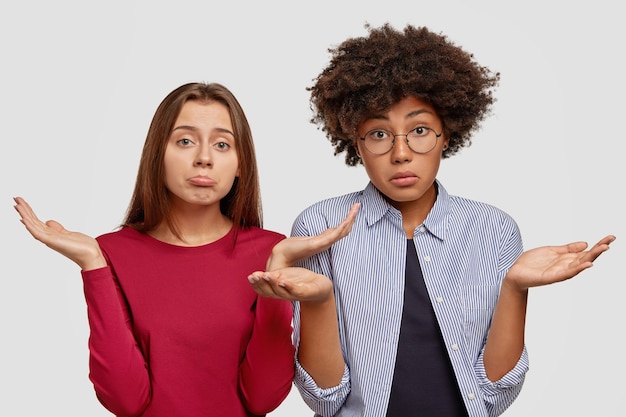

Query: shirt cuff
<box><xmin>475</xmin><ymin>345</ymin><xmax>529</xmax><ymax>395</ymax></box>
<box><xmin>294</xmin><ymin>359</ymin><xmax>350</xmax><ymax>402</ymax></box>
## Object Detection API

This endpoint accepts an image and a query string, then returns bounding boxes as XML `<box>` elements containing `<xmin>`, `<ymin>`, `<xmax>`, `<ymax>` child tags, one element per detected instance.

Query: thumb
<box><xmin>45</xmin><ymin>220</ymin><xmax>66</xmax><ymax>232</ymax></box>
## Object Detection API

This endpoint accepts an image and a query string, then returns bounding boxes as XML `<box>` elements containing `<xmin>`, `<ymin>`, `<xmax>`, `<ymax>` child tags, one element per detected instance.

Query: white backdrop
<box><xmin>1</xmin><ymin>1</ymin><xmax>623</xmax><ymax>416</ymax></box>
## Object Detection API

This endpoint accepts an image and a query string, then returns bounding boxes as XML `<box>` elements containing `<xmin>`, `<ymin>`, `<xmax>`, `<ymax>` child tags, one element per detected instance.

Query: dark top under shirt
<box><xmin>385</xmin><ymin>239</ymin><xmax>469</xmax><ymax>417</ymax></box>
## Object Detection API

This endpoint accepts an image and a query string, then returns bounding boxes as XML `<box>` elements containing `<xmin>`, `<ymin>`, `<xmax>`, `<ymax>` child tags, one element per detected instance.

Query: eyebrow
<box><xmin>369</xmin><ymin>109</ymin><xmax>433</xmax><ymax>121</ymax></box>
<box><xmin>406</xmin><ymin>109</ymin><xmax>433</xmax><ymax>119</ymax></box>
<box><xmin>172</xmin><ymin>125</ymin><xmax>235</xmax><ymax>136</ymax></box>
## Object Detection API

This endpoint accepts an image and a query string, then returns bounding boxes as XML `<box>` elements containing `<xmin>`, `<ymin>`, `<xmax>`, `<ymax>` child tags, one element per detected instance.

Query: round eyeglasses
<box><xmin>359</xmin><ymin>126</ymin><xmax>442</xmax><ymax>155</ymax></box>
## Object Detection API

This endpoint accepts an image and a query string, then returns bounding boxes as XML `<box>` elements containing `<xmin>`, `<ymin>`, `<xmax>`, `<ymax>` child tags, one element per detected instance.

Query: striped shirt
<box><xmin>291</xmin><ymin>180</ymin><xmax>529</xmax><ymax>417</ymax></box>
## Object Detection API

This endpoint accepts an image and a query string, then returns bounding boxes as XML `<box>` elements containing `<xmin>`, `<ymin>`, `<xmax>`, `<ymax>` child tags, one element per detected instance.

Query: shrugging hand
<box><xmin>266</xmin><ymin>203</ymin><xmax>360</xmax><ymax>271</ymax></box>
<box><xmin>249</xmin><ymin>267</ymin><xmax>333</xmax><ymax>302</ymax></box>
<box><xmin>13</xmin><ymin>197</ymin><xmax>107</xmax><ymax>271</ymax></box>
<box><xmin>254</xmin><ymin>203</ymin><xmax>360</xmax><ymax>302</ymax></box>
<box><xmin>505</xmin><ymin>234</ymin><xmax>616</xmax><ymax>291</ymax></box>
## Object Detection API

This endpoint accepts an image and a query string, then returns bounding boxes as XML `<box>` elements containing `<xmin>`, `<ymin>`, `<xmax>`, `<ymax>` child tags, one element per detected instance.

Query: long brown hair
<box><xmin>122</xmin><ymin>82</ymin><xmax>262</xmax><ymax>241</ymax></box>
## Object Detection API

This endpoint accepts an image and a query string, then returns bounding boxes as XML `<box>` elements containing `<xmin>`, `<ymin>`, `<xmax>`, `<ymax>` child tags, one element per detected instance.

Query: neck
<box><xmin>390</xmin><ymin>184</ymin><xmax>437</xmax><ymax>238</ymax></box>
<box><xmin>149</xmin><ymin>203</ymin><xmax>234</xmax><ymax>247</ymax></box>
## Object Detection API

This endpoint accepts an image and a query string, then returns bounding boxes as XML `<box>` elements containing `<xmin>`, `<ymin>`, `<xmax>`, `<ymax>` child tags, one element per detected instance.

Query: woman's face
<box><xmin>163</xmin><ymin>100</ymin><xmax>239</xmax><ymax>209</ymax></box>
<box><xmin>355</xmin><ymin>95</ymin><xmax>448</xmax><ymax>210</ymax></box>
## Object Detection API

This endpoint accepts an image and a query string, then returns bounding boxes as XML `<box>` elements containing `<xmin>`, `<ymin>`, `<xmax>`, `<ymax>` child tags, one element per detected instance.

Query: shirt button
<box><xmin>468</xmin><ymin>393</ymin><xmax>475</xmax><ymax>400</ymax></box>
<box><xmin>419</xmin><ymin>226</ymin><xmax>426</xmax><ymax>232</ymax></box>
<box><xmin>424</xmin><ymin>255</ymin><xmax>431</xmax><ymax>262</ymax></box>
<box><xmin>451</xmin><ymin>344</ymin><xmax>459</xmax><ymax>351</ymax></box>
<box><xmin>436</xmin><ymin>296</ymin><xmax>443</xmax><ymax>303</ymax></box>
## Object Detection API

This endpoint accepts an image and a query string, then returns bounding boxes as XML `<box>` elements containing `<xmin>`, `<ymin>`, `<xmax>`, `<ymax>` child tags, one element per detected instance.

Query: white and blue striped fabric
<box><xmin>291</xmin><ymin>180</ymin><xmax>529</xmax><ymax>417</ymax></box>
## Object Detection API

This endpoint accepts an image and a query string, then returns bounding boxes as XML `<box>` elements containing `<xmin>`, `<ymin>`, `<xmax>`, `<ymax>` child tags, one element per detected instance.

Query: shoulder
<box><xmin>442</xmin><ymin>193</ymin><xmax>521</xmax><ymax>245</ymax></box>
<box><xmin>435</xmin><ymin>181</ymin><xmax>514</xmax><ymax>224</ymax></box>
<box><xmin>296</xmin><ymin>191</ymin><xmax>363</xmax><ymax>221</ymax></box>
<box><xmin>94</xmin><ymin>227</ymin><xmax>152</xmax><ymax>263</ymax></box>
<box><xmin>449</xmin><ymin>194</ymin><xmax>516</xmax><ymax>225</ymax></box>
<box><xmin>96</xmin><ymin>226</ymin><xmax>141</xmax><ymax>246</ymax></box>
<box><xmin>237</xmin><ymin>226</ymin><xmax>285</xmax><ymax>246</ymax></box>
<box><xmin>291</xmin><ymin>190</ymin><xmax>364</xmax><ymax>236</ymax></box>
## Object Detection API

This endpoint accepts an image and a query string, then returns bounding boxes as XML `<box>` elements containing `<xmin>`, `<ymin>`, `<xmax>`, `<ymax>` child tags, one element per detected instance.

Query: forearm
<box><xmin>298</xmin><ymin>294</ymin><xmax>344</xmax><ymax>388</ymax></box>
<box><xmin>80</xmin><ymin>251</ymin><xmax>107</xmax><ymax>271</ymax></box>
<box><xmin>483</xmin><ymin>278</ymin><xmax>528</xmax><ymax>381</ymax></box>
<box><xmin>239</xmin><ymin>297</ymin><xmax>295</xmax><ymax>414</ymax></box>
<box><xmin>82</xmin><ymin>268</ymin><xmax>150</xmax><ymax>416</ymax></box>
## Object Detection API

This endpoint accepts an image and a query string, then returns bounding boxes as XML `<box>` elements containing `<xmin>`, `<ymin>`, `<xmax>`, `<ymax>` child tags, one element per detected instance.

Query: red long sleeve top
<box><xmin>80</xmin><ymin>226</ymin><xmax>295</xmax><ymax>417</ymax></box>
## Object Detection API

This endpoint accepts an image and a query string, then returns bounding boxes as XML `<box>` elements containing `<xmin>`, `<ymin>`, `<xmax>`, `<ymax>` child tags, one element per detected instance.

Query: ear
<box><xmin>354</xmin><ymin>139</ymin><xmax>362</xmax><ymax>157</ymax></box>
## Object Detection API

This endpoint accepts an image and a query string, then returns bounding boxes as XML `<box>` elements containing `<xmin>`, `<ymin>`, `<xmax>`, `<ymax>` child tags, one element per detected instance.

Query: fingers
<box><xmin>249</xmin><ymin>268</ymin><xmax>333</xmax><ymax>302</ymax></box>
<box><xmin>268</xmin><ymin>203</ymin><xmax>361</xmax><ymax>269</ymax></box>
<box><xmin>555</xmin><ymin>235</ymin><xmax>616</xmax><ymax>277</ymax></box>
<box><xmin>339</xmin><ymin>203</ymin><xmax>361</xmax><ymax>228</ymax></box>
<box><xmin>13</xmin><ymin>196</ymin><xmax>28</xmax><ymax>209</ymax></box>
<box><xmin>564</xmin><ymin>241</ymin><xmax>589</xmax><ymax>254</ymax></box>
<box><xmin>248</xmin><ymin>271</ymin><xmax>293</xmax><ymax>300</ymax></box>
<box><xmin>580</xmin><ymin>234</ymin><xmax>616</xmax><ymax>264</ymax></box>
<box><xmin>14</xmin><ymin>197</ymin><xmax>49</xmax><ymax>239</ymax></box>
<box><xmin>597</xmin><ymin>234</ymin><xmax>617</xmax><ymax>247</ymax></box>
<box><xmin>335</xmin><ymin>203</ymin><xmax>361</xmax><ymax>237</ymax></box>
<box><xmin>13</xmin><ymin>196</ymin><xmax>37</xmax><ymax>218</ymax></box>
<box><xmin>557</xmin><ymin>235</ymin><xmax>615</xmax><ymax>264</ymax></box>
<box><xmin>312</xmin><ymin>203</ymin><xmax>361</xmax><ymax>246</ymax></box>
<box><xmin>13</xmin><ymin>196</ymin><xmax>37</xmax><ymax>224</ymax></box>
<box><xmin>14</xmin><ymin>197</ymin><xmax>67</xmax><ymax>239</ymax></box>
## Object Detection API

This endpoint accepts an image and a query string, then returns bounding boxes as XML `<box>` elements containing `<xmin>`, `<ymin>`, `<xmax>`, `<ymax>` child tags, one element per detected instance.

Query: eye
<box><xmin>176</xmin><ymin>138</ymin><xmax>194</xmax><ymax>146</ymax></box>
<box><xmin>366</xmin><ymin>129</ymin><xmax>392</xmax><ymax>141</ymax></box>
<box><xmin>410</xmin><ymin>126</ymin><xmax>431</xmax><ymax>137</ymax></box>
<box><xmin>213</xmin><ymin>141</ymin><xmax>231</xmax><ymax>151</ymax></box>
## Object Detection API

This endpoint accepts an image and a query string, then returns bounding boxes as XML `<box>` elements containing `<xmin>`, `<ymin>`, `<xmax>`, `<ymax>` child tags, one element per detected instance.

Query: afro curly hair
<box><xmin>308</xmin><ymin>23</ymin><xmax>500</xmax><ymax>166</ymax></box>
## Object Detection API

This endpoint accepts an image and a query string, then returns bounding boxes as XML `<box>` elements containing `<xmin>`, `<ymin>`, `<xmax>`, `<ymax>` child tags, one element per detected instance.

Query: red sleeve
<box><xmin>238</xmin><ymin>295</ymin><xmax>295</xmax><ymax>414</ymax></box>
<box><xmin>82</xmin><ymin>267</ymin><xmax>151</xmax><ymax>417</ymax></box>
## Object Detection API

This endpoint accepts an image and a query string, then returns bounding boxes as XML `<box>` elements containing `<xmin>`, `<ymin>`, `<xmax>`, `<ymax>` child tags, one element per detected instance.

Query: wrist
<box><xmin>301</xmin><ymin>288</ymin><xmax>335</xmax><ymax>308</ymax></box>
<box><xmin>80</xmin><ymin>252</ymin><xmax>107</xmax><ymax>271</ymax></box>
<box><xmin>502</xmin><ymin>275</ymin><xmax>529</xmax><ymax>296</ymax></box>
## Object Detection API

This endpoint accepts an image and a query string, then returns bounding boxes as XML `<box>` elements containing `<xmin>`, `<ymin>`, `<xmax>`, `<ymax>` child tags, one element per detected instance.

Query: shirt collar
<box><xmin>424</xmin><ymin>180</ymin><xmax>450</xmax><ymax>241</ymax></box>
<box><xmin>360</xmin><ymin>179</ymin><xmax>451</xmax><ymax>241</ymax></box>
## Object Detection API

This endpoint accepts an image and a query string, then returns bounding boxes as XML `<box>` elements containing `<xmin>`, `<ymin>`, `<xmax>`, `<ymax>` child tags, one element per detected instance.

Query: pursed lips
<box><xmin>390</xmin><ymin>171</ymin><xmax>418</xmax><ymax>186</ymax></box>
<box><xmin>188</xmin><ymin>175</ymin><xmax>217</xmax><ymax>187</ymax></box>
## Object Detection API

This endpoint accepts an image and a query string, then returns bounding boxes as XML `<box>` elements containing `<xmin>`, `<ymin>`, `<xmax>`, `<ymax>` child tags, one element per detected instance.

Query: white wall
<box><xmin>1</xmin><ymin>1</ymin><xmax>623</xmax><ymax>415</ymax></box>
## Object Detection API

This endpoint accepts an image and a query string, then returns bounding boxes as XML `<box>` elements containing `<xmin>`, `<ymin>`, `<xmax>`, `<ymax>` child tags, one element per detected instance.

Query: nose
<box><xmin>194</xmin><ymin>144</ymin><xmax>212</xmax><ymax>167</ymax></box>
<box><xmin>390</xmin><ymin>135</ymin><xmax>412</xmax><ymax>163</ymax></box>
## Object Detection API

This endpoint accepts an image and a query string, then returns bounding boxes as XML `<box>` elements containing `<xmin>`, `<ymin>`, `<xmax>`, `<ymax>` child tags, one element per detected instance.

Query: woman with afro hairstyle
<box><xmin>249</xmin><ymin>24</ymin><xmax>615</xmax><ymax>417</ymax></box>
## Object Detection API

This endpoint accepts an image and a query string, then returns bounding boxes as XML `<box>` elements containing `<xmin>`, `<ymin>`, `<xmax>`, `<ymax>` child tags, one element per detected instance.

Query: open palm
<box><xmin>249</xmin><ymin>267</ymin><xmax>334</xmax><ymax>302</ymax></box>
<box><xmin>14</xmin><ymin>197</ymin><xmax>106</xmax><ymax>270</ymax></box>
<box><xmin>506</xmin><ymin>235</ymin><xmax>615</xmax><ymax>290</ymax></box>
